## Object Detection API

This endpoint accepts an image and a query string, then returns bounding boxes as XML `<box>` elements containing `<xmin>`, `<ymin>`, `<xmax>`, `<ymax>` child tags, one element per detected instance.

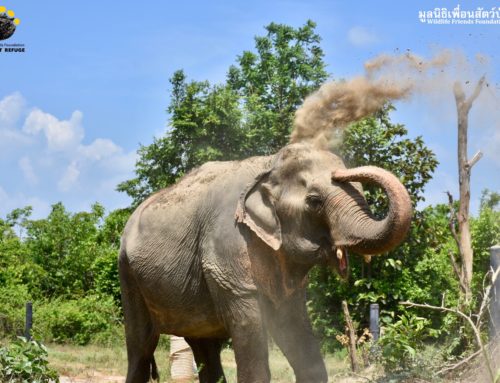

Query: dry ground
<box><xmin>47</xmin><ymin>335</ymin><xmax>500</xmax><ymax>382</ymax></box>
<box><xmin>48</xmin><ymin>342</ymin><xmax>367</xmax><ymax>383</ymax></box>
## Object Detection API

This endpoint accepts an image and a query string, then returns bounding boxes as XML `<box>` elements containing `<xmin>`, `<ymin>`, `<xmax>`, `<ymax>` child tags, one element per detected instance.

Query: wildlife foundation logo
<box><xmin>419</xmin><ymin>4</ymin><xmax>500</xmax><ymax>24</ymax></box>
<box><xmin>0</xmin><ymin>5</ymin><xmax>20</xmax><ymax>40</ymax></box>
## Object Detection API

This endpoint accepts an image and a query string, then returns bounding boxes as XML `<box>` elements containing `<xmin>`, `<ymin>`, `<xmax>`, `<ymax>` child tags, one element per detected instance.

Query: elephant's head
<box><xmin>236</xmin><ymin>143</ymin><xmax>412</xmax><ymax>278</ymax></box>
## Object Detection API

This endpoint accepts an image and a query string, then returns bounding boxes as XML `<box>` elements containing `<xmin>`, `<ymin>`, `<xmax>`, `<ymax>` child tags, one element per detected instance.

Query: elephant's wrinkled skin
<box><xmin>119</xmin><ymin>143</ymin><xmax>412</xmax><ymax>383</ymax></box>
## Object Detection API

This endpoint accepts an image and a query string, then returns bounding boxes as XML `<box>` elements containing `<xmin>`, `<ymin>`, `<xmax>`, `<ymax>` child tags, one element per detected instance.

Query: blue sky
<box><xmin>0</xmin><ymin>0</ymin><xmax>499</xmax><ymax>218</ymax></box>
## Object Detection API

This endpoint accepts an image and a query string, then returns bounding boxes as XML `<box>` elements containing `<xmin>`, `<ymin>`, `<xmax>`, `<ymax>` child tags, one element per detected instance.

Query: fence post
<box><xmin>370</xmin><ymin>303</ymin><xmax>380</xmax><ymax>342</ymax></box>
<box><xmin>25</xmin><ymin>302</ymin><xmax>32</xmax><ymax>341</ymax></box>
<box><xmin>490</xmin><ymin>245</ymin><xmax>500</xmax><ymax>340</ymax></box>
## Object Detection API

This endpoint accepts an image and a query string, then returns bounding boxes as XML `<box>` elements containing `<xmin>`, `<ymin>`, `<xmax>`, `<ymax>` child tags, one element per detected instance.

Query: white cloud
<box><xmin>18</xmin><ymin>156</ymin><xmax>38</xmax><ymax>185</ymax></box>
<box><xmin>0</xmin><ymin>127</ymin><xmax>32</xmax><ymax>151</ymax></box>
<box><xmin>78</xmin><ymin>138</ymin><xmax>121</xmax><ymax>161</ymax></box>
<box><xmin>347</xmin><ymin>26</ymin><xmax>380</xmax><ymax>46</ymax></box>
<box><xmin>0</xmin><ymin>92</ymin><xmax>137</xmax><ymax>217</ymax></box>
<box><xmin>58</xmin><ymin>161</ymin><xmax>80</xmax><ymax>192</ymax></box>
<box><xmin>0</xmin><ymin>93</ymin><xmax>31</xmax><ymax>153</ymax></box>
<box><xmin>0</xmin><ymin>92</ymin><xmax>26</xmax><ymax>127</ymax></box>
<box><xmin>23</xmin><ymin>109</ymin><xmax>84</xmax><ymax>151</ymax></box>
<box><xmin>99</xmin><ymin>150</ymin><xmax>137</xmax><ymax>173</ymax></box>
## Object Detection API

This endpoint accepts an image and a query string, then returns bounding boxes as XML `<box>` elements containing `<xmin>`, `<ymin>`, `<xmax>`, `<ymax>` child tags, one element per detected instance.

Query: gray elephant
<box><xmin>119</xmin><ymin>142</ymin><xmax>412</xmax><ymax>383</ymax></box>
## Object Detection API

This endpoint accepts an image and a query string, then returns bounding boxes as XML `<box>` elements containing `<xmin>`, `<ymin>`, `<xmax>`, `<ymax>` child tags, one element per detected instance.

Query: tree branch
<box><xmin>446</xmin><ymin>192</ymin><xmax>460</xmax><ymax>248</ymax></box>
<box><xmin>342</xmin><ymin>300</ymin><xmax>360</xmax><ymax>373</ymax></box>
<box><xmin>351</xmin><ymin>373</ymin><xmax>374</xmax><ymax>382</ymax></box>
<box><xmin>400</xmin><ymin>301</ymin><xmax>480</xmax><ymax>345</ymax></box>
<box><xmin>476</xmin><ymin>266</ymin><xmax>500</xmax><ymax>328</ymax></box>
<box><xmin>400</xmin><ymin>300</ymin><xmax>495</xmax><ymax>383</ymax></box>
<box><xmin>436</xmin><ymin>348</ymin><xmax>482</xmax><ymax>376</ymax></box>
<box><xmin>449</xmin><ymin>251</ymin><xmax>465</xmax><ymax>292</ymax></box>
<box><xmin>454</xmin><ymin>76</ymin><xmax>486</xmax><ymax>113</ymax></box>
<box><xmin>453</xmin><ymin>81</ymin><xmax>466</xmax><ymax>107</ymax></box>
<box><xmin>466</xmin><ymin>76</ymin><xmax>486</xmax><ymax>109</ymax></box>
<box><xmin>467</xmin><ymin>150</ymin><xmax>483</xmax><ymax>169</ymax></box>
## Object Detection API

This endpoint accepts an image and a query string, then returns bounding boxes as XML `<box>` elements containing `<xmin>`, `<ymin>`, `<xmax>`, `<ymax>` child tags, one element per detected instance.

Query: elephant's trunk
<box><xmin>326</xmin><ymin>166</ymin><xmax>412</xmax><ymax>255</ymax></box>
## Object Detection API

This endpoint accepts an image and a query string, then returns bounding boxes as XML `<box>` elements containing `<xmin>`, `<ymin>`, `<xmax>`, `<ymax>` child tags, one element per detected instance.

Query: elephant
<box><xmin>119</xmin><ymin>142</ymin><xmax>412</xmax><ymax>383</ymax></box>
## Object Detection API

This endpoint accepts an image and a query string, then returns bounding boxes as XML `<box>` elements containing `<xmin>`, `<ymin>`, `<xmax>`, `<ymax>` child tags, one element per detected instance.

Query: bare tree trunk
<box><xmin>451</xmin><ymin>77</ymin><xmax>485</xmax><ymax>303</ymax></box>
<box><xmin>342</xmin><ymin>300</ymin><xmax>360</xmax><ymax>373</ymax></box>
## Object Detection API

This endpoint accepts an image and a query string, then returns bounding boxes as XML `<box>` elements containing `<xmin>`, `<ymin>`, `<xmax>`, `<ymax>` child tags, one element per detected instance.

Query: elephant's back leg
<box><xmin>119</xmin><ymin>250</ymin><xmax>160</xmax><ymax>383</ymax></box>
<box><xmin>185</xmin><ymin>337</ymin><xmax>226</xmax><ymax>383</ymax></box>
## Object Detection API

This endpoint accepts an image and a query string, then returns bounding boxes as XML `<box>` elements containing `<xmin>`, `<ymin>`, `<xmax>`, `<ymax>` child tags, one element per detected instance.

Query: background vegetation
<box><xmin>0</xmin><ymin>20</ymin><xmax>499</xmax><ymax>381</ymax></box>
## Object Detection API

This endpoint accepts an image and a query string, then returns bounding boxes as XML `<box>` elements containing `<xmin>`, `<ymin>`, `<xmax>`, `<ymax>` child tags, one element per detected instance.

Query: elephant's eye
<box><xmin>306</xmin><ymin>194</ymin><xmax>323</xmax><ymax>210</ymax></box>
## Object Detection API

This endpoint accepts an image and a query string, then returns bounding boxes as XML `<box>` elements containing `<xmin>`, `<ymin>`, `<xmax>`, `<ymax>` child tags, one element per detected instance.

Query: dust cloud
<box><xmin>290</xmin><ymin>76</ymin><xmax>411</xmax><ymax>147</ymax></box>
<box><xmin>290</xmin><ymin>49</ymin><xmax>494</xmax><ymax>149</ymax></box>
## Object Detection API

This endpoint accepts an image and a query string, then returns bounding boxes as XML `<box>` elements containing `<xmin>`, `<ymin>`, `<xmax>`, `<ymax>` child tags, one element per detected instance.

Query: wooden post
<box><xmin>342</xmin><ymin>300</ymin><xmax>359</xmax><ymax>372</ymax></box>
<box><xmin>25</xmin><ymin>302</ymin><xmax>32</xmax><ymax>341</ymax></box>
<box><xmin>490</xmin><ymin>245</ymin><xmax>500</xmax><ymax>340</ymax></box>
<box><xmin>369</xmin><ymin>303</ymin><xmax>380</xmax><ymax>342</ymax></box>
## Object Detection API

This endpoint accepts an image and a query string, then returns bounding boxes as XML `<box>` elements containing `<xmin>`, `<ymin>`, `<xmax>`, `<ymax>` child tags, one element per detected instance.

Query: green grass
<box><xmin>47</xmin><ymin>339</ymin><xmax>354</xmax><ymax>382</ymax></box>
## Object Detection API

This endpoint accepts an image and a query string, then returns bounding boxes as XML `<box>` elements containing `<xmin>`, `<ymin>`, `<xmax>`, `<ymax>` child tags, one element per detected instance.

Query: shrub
<box><xmin>0</xmin><ymin>337</ymin><xmax>59</xmax><ymax>383</ymax></box>
<box><xmin>0</xmin><ymin>284</ymin><xmax>32</xmax><ymax>338</ymax></box>
<box><xmin>92</xmin><ymin>246</ymin><xmax>122</xmax><ymax>305</ymax></box>
<box><xmin>34</xmin><ymin>295</ymin><xmax>121</xmax><ymax>346</ymax></box>
<box><xmin>377</xmin><ymin>313</ymin><xmax>440</xmax><ymax>380</ymax></box>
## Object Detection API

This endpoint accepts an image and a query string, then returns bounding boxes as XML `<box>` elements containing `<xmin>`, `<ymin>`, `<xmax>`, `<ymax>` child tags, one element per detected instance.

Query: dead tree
<box><xmin>448</xmin><ymin>76</ymin><xmax>485</xmax><ymax>303</ymax></box>
<box><xmin>342</xmin><ymin>300</ymin><xmax>360</xmax><ymax>373</ymax></box>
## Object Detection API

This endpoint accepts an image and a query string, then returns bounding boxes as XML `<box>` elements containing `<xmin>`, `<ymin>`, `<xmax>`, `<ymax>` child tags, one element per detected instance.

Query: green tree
<box><xmin>23</xmin><ymin>203</ymin><xmax>105</xmax><ymax>298</ymax></box>
<box><xmin>93</xmin><ymin>208</ymin><xmax>132</xmax><ymax>304</ymax></box>
<box><xmin>0</xmin><ymin>204</ymin><xmax>129</xmax><ymax>342</ymax></box>
<box><xmin>97</xmin><ymin>208</ymin><xmax>131</xmax><ymax>248</ymax></box>
<box><xmin>118</xmin><ymin>21</ymin><xmax>328</xmax><ymax>205</ymax></box>
<box><xmin>480</xmin><ymin>189</ymin><xmax>500</xmax><ymax>211</ymax></box>
<box><xmin>0</xmin><ymin>207</ymin><xmax>46</xmax><ymax>294</ymax></box>
<box><xmin>0</xmin><ymin>216</ymin><xmax>24</xmax><ymax>284</ymax></box>
<box><xmin>228</xmin><ymin>20</ymin><xmax>328</xmax><ymax>154</ymax></box>
<box><xmin>117</xmin><ymin>73</ymin><xmax>244</xmax><ymax>204</ymax></box>
<box><xmin>5</xmin><ymin>206</ymin><xmax>32</xmax><ymax>240</ymax></box>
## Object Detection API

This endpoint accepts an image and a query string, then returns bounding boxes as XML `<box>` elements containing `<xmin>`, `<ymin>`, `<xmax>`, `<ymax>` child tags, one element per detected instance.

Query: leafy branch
<box><xmin>401</xmin><ymin>265</ymin><xmax>500</xmax><ymax>383</ymax></box>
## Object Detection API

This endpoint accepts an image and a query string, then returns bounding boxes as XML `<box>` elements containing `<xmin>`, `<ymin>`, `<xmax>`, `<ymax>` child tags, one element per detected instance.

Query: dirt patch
<box><xmin>60</xmin><ymin>372</ymin><xmax>125</xmax><ymax>383</ymax></box>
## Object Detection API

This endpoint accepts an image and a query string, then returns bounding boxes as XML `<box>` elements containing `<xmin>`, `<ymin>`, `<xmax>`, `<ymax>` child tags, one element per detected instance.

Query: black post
<box><xmin>25</xmin><ymin>302</ymin><xmax>32</xmax><ymax>341</ymax></box>
<box><xmin>369</xmin><ymin>303</ymin><xmax>380</xmax><ymax>341</ymax></box>
<box><xmin>490</xmin><ymin>245</ymin><xmax>500</xmax><ymax>340</ymax></box>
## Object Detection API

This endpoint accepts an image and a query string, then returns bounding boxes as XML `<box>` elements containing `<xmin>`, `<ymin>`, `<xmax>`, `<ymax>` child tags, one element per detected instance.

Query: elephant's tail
<box><xmin>151</xmin><ymin>356</ymin><xmax>159</xmax><ymax>381</ymax></box>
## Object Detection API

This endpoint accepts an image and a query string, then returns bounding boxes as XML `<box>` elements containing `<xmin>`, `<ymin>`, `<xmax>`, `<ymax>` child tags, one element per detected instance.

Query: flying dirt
<box><xmin>290</xmin><ymin>49</ymin><xmax>493</xmax><ymax>149</ymax></box>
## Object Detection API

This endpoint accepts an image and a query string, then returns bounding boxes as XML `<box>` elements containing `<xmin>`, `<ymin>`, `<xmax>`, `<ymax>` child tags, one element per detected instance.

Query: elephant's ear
<box><xmin>235</xmin><ymin>171</ymin><xmax>282</xmax><ymax>251</ymax></box>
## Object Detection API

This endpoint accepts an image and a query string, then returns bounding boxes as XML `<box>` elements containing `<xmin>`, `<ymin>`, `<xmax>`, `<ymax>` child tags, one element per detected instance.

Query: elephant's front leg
<box><xmin>261</xmin><ymin>292</ymin><xmax>328</xmax><ymax>383</ymax></box>
<box><xmin>227</xmin><ymin>298</ymin><xmax>271</xmax><ymax>383</ymax></box>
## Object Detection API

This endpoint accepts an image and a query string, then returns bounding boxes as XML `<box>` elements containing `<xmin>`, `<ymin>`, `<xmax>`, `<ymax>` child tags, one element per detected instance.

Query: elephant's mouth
<box><xmin>318</xmin><ymin>240</ymin><xmax>349</xmax><ymax>280</ymax></box>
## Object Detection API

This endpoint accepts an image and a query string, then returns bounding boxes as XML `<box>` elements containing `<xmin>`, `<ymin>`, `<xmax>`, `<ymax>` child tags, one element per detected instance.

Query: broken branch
<box><xmin>400</xmin><ymin>300</ymin><xmax>495</xmax><ymax>383</ymax></box>
<box><xmin>467</xmin><ymin>150</ymin><xmax>483</xmax><ymax>169</ymax></box>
